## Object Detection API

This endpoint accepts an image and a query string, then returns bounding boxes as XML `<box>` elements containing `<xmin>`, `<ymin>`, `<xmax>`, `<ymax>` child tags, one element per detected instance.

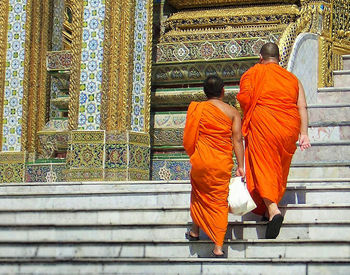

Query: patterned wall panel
<box><xmin>152</xmin><ymin>159</ymin><xmax>191</xmax><ymax>181</ymax></box>
<box><xmin>78</xmin><ymin>0</ymin><xmax>106</xmax><ymax>130</ymax></box>
<box><xmin>131</xmin><ymin>0</ymin><xmax>152</xmax><ymax>132</ymax></box>
<box><xmin>0</xmin><ymin>152</ymin><xmax>25</xmax><ymax>183</ymax></box>
<box><xmin>2</xmin><ymin>0</ymin><xmax>28</xmax><ymax>151</ymax></box>
<box><xmin>66</xmin><ymin>130</ymin><xmax>105</xmax><ymax>181</ymax></box>
<box><xmin>50</xmin><ymin>0</ymin><xmax>65</xmax><ymax>119</ymax></box>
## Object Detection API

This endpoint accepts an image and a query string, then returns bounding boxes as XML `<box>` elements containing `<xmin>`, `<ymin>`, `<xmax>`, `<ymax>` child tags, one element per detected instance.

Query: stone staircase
<box><xmin>1</xmin><ymin>56</ymin><xmax>350</xmax><ymax>274</ymax></box>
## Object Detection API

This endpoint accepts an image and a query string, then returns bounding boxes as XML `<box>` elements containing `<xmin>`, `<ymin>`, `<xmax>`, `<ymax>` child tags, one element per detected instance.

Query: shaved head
<box><xmin>260</xmin><ymin>42</ymin><xmax>280</xmax><ymax>61</ymax></box>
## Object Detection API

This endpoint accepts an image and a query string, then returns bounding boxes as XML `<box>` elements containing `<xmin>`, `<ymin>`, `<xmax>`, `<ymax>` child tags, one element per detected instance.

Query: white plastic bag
<box><xmin>228</xmin><ymin>177</ymin><xmax>257</xmax><ymax>216</ymax></box>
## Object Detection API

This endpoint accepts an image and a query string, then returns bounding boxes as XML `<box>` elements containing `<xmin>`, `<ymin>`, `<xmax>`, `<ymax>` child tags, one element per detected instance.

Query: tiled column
<box><xmin>1</xmin><ymin>0</ymin><xmax>28</xmax><ymax>152</ymax></box>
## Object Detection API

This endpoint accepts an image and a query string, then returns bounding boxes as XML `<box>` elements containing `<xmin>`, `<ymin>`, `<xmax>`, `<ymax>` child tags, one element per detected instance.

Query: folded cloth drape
<box><xmin>237</xmin><ymin>63</ymin><xmax>301</xmax><ymax>215</ymax></box>
<box><xmin>183</xmin><ymin>101</ymin><xmax>233</xmax><ymax>246</ymax></box>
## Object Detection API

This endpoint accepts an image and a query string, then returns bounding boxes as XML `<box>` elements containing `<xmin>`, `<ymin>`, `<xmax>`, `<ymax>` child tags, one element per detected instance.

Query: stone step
<box><xmin>317</xmin><ymin>87</ymin><xmax>350</xmax><ymax>104</ymax></box>
<box><xmin>1</xmin><ymin>240</ymin><xmax>348</xmax><ymax>259</ymax></box>
<box><xmin>343</xmin><ymin>55</ymin><xmax>350</xmax><ymax>70</ymax></box>
<box><xmin>289</xmin><ymin>162</ymin><xmax>350</xmax><ymax>179</ymax></box>
<box><xmin>0</xmin><ymin>204</ymin><xmax>349</xmax><ymax>224</ymax></box>
<box><xmin>0</xmin><ymin>180</ymin><xmax>349</xmax><ymax>194</ymax></box>
<box><xmin>293</xmin><ymin>141</ymin><xmax>350</xmax><ymax>162</ymax></box>
<box><xmin>0</xmin><ymin>221</ymin><xmax>348</xmax><ymax>241</ymax></box>
<box><xmin>0</xmin><ymin>258</ymin><xmax>349</xmax><ymax>275</ymax></box>
<box><xmin>308</xmin><ymin>103</ymin><xmax>350</xmax><ymax>124</ymax></box>
<box><xmin>308</xmin><ymin>122</ymin><xmax>350</xmax><ymax>142</ymax></box>
<box><xmin>0</xmin><ymin>183</ymin><xmax>349</xmax><ymax>209</ymax></box>
<box><xmin>333</xmin><ymin>70</ymin><xmax>350</xmax><ymax>87</ymax></box>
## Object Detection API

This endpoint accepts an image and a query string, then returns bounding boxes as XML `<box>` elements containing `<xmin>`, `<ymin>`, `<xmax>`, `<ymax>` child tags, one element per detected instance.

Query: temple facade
<box><xmin>0</xmin><ymin>0</ymin><xmax>349</xmax><ymax>183</ymax></box>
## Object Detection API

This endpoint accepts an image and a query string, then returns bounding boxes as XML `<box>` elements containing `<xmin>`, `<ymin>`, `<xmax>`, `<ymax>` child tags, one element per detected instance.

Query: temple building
<box><xmin>0</xmin><ymin>0</ymin><xmax>349</xmax><ymax>182</ymax></box>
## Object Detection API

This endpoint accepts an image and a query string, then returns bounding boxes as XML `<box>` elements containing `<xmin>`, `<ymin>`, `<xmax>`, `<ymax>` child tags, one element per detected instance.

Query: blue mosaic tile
<box><xmin>78</xmin><ymin>0</ymin><xmax>105</xmax><ymax>130</ymax></box>
<box><xmin>2</xmin><ymin>0</ymin><xmax>28</xmax><ymax>151</ymax></box>
<box><xmin>152</xmin><ymin>159</ymin><xmax>191</xmax><ymax>181</ymax></box>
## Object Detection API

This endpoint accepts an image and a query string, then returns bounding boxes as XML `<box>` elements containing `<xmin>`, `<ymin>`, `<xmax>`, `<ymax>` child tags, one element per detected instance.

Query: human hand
<box><xmin>299</xmin><ymin>134</ymin><xmax>311</xmax><ymax>151</ymax></box>
<box><xmin>235</xmin><ymin>167</ymin><xmax>245</xmax><ymax>178</ymax></box>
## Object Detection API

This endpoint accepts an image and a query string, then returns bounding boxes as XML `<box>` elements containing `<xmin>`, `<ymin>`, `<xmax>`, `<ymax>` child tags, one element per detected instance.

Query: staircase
<box><xmin>1</xmin><ymin>56</ymin><xmax>350</xmax><ymax>274</ymax></box>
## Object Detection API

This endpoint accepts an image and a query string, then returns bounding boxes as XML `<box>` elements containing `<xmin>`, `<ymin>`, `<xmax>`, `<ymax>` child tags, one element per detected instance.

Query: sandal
<box><xmin>265</xmin><ymin>214</ymin><xmax>284</xmax><ymax>239</ymax></box>
<box><xmin>185</xmin><ymin>231</ymin><xmax>199</xmax><ymax>241</ymax></box>
<box><xmin>211</xmin><ymin>251</ymin><xmax>225</xmax><ymax>258</ymax></box>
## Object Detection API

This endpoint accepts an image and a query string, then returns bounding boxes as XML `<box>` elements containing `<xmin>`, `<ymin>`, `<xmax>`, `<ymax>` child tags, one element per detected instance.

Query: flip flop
<box><xmin>185</xmin><ymin>231</ymin><xmax>199</xmax><ymax>241</ymax></box>
<box><xmin>211</xmin><ymin>251</ymin><xmax>225</xmax><ymax>258</ymax></box>
<box><xmin>265</xmin><ymin>214</ymin><xmax>284</xmax><ymax>239</ymax></box>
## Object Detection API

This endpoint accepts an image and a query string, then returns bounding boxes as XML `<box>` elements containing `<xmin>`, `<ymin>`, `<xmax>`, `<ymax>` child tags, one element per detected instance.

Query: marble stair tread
<box><xmin>0</xmin><ymin>258</ymin><xmax>348</xmax><ymax>275</ymax></box>
<box><xmin>0</xmin><ymin>180</ymin><xmax>350</xmax><ymax>195</ymax></box>
<box><xmin>0</xmin><ymin>221</ymin><xmax>348</xmax><ymax>241</ymax></box>
<box><xmin>0</xmin><ymin>240</ymin><xmax>349</xmax><ymax>259</ymax></box>
<box><xmin>1</xmin><ymin>257</ymin><xmax>349</xmax><ymax>263</ymax></box>
<box><xmin>0</xmin><ymin>205</ymin><xmax>349</xmax><ymax>224</ymax></box>
<box><xmin>333</xmin><ymin>71</ymin><xmax>350</xmax><ymax>87</ymax></box>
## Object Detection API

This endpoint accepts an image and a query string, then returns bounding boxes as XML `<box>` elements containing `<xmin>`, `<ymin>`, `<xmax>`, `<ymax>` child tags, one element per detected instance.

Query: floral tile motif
<box><xmin>52</xmin><ymin>164</ymin><xmax>67</xmax><ymax>182</ymax></box>
<box><xmin>78</xmin><ymin>0</ymin><xmax>106</xmax><ymax>130</ymax></box>
<box><xmin>153</xmin><ymin>128</ymin><xmax>183</xmax><ymax>146</ymax></box>
<box><xmin>0</xmin><ymin>164</ymin><xmax>24</xmax><ymax>183</ymax></box>
<box><xmin>105</xmin><ymin>169</ymin><xmax>128</xmax><ymax>181</ymax></box>
<box><xmin>65</xmin><ymin>168</ymin><xmax>104</xmax><ymax>182</ymax></box>
<box><xmin>154</xmin><ymin>113</ymin><xmax>187</xmax><ymax>129</ymax></box>
<box><xmin>105</xmin><ymin>144</ymin><xmax>127</xmax><ymax>169</ymax></box>
<box><xmin>131</xmin><ymin>0</ymin><xmax>151</xmax><ymax>132</ymax></box>
<box><xmin>152</xmin><ymin>160</ymin><xmax>191</xmax><ymax>181</ymax></box>
<box><xmin>25</xmin><ymin>165</ymin><xmax>51</xmax><ymax>183</ymax></box>
<box><xmin>70</xmin><ymin>144</ymin><xmax>104</xmax><ymax>169</ymax></box>
<box><xmin>129</xmin><ymin>144</ymin><xmax>150</xmax><ymax>171</ymax></box>
<box><xmin>129</xmin><ymin>169</ymin><xmax>150</xmax><ymax>181</ymax></box>
<box><xmin>156</xmin><ymin>36</ymin><xmax>279</xmax><ymax>63</ymax></box>
<box><xmin>2</xmin><ymin>0</ymin><xmax>28</xmax><ymax>151</ymax></box>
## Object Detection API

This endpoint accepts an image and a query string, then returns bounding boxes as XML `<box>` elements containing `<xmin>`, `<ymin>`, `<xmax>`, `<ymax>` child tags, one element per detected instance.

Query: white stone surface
<box><xmin>308</xmin><ymin>105</ymin><xmax>350</xmax><ymax>124</ymax></box>
<box><xmin>334</xmin><ymin>71</ymin><xmax>350</xmax><ymax>87</ymax></box>
<box><xmin>288</xmin><ymin>33</ymin><xmax>318</xmax><ymax>104</ymax></box>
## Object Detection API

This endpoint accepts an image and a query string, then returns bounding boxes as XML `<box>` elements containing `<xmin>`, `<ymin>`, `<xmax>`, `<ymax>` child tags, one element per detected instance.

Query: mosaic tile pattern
<box><xmin>78</xmin><ymin>0</ymin><xmax>105</xmax><ymax>130</ymax></box>
<box><xmin>66</xmin><ymin>131</ymin><xmax>105</xmax><ymax>181</ymax></box>
<box><xmin>105</xmin><ymin>144</ymin><xmax>127</xmax><ymax>169</ymax></box>
<box><xmin>156</xmin><ymin>36</ymin><xmax>279</xmax><ymax>63</ymax></box>
<box><xmin>131</xmin><ymin>0</ymin><xmax>150</xmax><ymax>132</ymax></box>
<box><xmin>2</xmin><ymin>0</ymin><xmax>28</xmax><ymax>151</ymax></box>
<box><xmin>154</xmin><ymin>113</ymin><xmax>186</xmax><ymax>129</ymax></box>
<box><xmin>129</xmin><ymin>144</ymin><xmax>150</xmax><ymax>171</ymax></box>
<box><xmin>152</xmin><ymin>160</ymin><xmax>191</xmax><ymax>181</ymax></box>
<box><xmin>0</xmin><ymin>152</ymin><xmax>25</xmax><ymax>183</ymax></box>
<box><xmin>25</xmin><ymin>165</ymin><xmax>51</xmax><ymax>183</ymax></box>
<box><xmin>50</xmin><ymin>0</ymin><xmax>65</xmax><ymax>118</ymax></box>
<box><xmin>52</xmin><ymin>164</ymin><xmax>66</xmax><ymax>182</ymax></box>
<box><xmin>47</xmin><ymin>51</ymin><xmax>72</xmax><ymax>71</ymax></box>
<box><xmin>52</xmin><ymin>0</ymin><xmax>64</xmax><ymax>51</ymax></box>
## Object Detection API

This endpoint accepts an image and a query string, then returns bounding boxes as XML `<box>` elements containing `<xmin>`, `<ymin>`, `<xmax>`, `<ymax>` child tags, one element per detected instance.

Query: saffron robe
<box><xmin>183</xmin><ymin>101</ymin><xmax>233</xmax><ymax>246</ymax></box>
<box><xmin>237</xmin><ymin>63</ymin><xmax>301</xmax><ymax>215</ymax></box>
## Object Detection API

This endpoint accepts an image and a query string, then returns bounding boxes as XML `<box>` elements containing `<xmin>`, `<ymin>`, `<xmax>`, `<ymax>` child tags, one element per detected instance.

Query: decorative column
<box><xmin>99</xmin><ymin>0</ymin><xmax>152</xmax><ymax>181</ymax></box>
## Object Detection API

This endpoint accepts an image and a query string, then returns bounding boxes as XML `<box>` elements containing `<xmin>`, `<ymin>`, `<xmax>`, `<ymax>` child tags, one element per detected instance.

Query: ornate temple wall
<box><xmin>0</xmin><ymin>0</ymin><xmax>349</xmax><ymax>183</ymax></box>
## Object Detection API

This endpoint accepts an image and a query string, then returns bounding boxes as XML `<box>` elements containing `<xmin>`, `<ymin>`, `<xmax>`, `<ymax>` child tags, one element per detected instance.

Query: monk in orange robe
<box><xmin>237</xmin><ymin>43</ymin><xmax>311</xmax><ymax>239</ymax></box>
<box><xmin>183</xmin><ymin>75</ymin><xmax>245</xmax><ymax>257</ymax></box>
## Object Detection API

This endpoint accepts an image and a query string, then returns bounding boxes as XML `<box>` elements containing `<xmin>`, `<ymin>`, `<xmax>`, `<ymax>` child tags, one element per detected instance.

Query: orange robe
<box><xmin>183</xmin><ymin>101</ymin><xmax>233</xmax><ymax>246</ymax></box>
<box><xmin>237</xmin><ymin>63</ymin><xmax>301</xmax><ymax>215</ymax></box>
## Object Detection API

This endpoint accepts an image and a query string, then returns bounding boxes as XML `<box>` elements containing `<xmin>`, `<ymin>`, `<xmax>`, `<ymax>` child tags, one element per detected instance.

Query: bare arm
<box><xmin>297</xmin><ymin>80</ymin><xmax>311</xmax><ymax>151</ymax></box>
<box><xmin>232</xmin><ymin>109</ymin><xmax>245</xmax><ymax>177</ymax></box>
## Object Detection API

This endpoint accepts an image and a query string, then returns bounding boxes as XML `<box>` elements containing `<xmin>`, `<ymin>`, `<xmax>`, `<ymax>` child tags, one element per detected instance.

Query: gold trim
<box><xmin>101</xmin><ymin>0</ymin><xmax>122</xmax><ymax>131</ymax></box>
<box><xmin>118</xmin><ymin>0</ymin><xmax>135</xmax><ymax>132</ymax></box>
<box><xmin>37</xmin><ymin>0</ymin><xmax>51</xmax><ymax>152</ymax></box>
<box><xmin>21</xmin><ymin>0</ymin><xmax>34</xmax><ymax>151</ymax></box>
<box><xmin>0</xmin><ymin>0</ymin><xmax>9</xmax><ymax>151</ymax></box>
<box><xmin>67</xmin><ymin>0</ymin><xmax>84</xmax><ymax>130</ymax></box>
<box><xmin>167</xmin><ymin>5</ymin><xmax>299</xmax><ymax>21</ymax></box>
<box><xmin>168</xmin><ymin>0</ymin><xmax>299</xmax><ymax>9</ymax></box>
<box><xmin>144</xmin><ymin>0</ymin><xmax>153</xmax><ymax>133</ymax></box>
